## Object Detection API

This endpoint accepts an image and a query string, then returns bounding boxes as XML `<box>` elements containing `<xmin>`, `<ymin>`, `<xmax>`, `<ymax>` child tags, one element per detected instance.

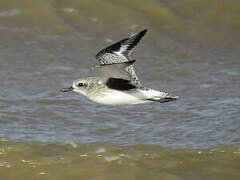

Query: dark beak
<box><xmin>61</xmin><ymin>86</ymin><xmax>73</xmax><ymax>92</ymax></box>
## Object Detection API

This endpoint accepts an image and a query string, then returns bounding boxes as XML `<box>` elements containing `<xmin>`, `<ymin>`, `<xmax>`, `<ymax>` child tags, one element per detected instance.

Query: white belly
<box><xmin>88</xmin><ymin>89</ymin><xmax>149</xmax><ymax>105</ymax></box>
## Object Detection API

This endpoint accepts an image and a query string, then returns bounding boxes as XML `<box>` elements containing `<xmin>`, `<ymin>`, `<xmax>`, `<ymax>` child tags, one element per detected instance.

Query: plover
<box><xmin>62</xmin><ymin>29</ymin><xmax>178</xmax><ymax>105</ymax></box>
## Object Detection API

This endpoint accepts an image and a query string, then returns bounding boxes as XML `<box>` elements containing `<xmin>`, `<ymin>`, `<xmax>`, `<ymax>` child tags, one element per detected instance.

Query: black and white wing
<box><xmin>96</xmin><ymin>29</ymin><xmax>147</xmax><ymax>65</ymax></box>
<box><xmin>95</xmin><ymin>29</ymin><xmax>147</xmax><ymax>88</ymax></box>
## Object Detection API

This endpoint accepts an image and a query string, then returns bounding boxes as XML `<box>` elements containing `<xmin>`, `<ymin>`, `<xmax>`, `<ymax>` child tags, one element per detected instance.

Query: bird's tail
<box><xmin>145</xmin><ymin>89</ymin><xmax>178</xmax><ymax>103</ymax></box>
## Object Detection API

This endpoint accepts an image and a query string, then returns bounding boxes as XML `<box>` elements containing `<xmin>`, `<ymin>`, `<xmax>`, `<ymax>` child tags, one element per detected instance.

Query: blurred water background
<box><xmin>0</xmin><ymin>0</ymin><xmax>240</xmax><ymax>179</ymax></box>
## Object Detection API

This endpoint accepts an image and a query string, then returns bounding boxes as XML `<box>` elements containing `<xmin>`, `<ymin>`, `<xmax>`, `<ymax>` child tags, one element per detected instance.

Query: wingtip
<box><xmin>138</xmin><ymin>29</ymin><xmax>147</xmax><ymax>36</ymax></box>
<box><xmin>131</xmin><ymin>29</ymin><xmax>147</xmax><ymax>38</ymax></box>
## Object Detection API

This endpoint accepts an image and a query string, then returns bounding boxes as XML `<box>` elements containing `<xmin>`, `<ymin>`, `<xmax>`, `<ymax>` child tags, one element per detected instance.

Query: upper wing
<box><xmin>94</xmin><ymin>29</ymin><xmax>147</xmax><ymax>88</ymax></box>
<box><xmin>92</xmin><ymin>61</ymin><xmax>136</xmax><ymax>81</ymax></box>
<box><xmin>95</xmin><ymin>29</ymin><xmax>147</xmax><ymax>65</ymax></box>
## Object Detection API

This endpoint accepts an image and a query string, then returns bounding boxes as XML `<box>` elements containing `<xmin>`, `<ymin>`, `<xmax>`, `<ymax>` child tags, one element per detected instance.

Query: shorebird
<box><xmin>62</xmin><ymin>29</ymin><xmax>178</xmax><ymax>105</ymax></box>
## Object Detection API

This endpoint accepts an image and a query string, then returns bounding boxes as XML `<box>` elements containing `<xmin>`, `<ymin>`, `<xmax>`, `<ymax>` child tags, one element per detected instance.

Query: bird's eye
<box><xmin>78</xmin><ymin>82</ymin><xmax>84</xmax><ymax>87</ymax></box>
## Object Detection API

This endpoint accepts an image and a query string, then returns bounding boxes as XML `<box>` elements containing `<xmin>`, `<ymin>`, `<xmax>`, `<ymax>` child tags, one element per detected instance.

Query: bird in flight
<box><xmin>62</xmin><ymin>29</ymin><xmax>178</xmax><ymax>105</ymax></box>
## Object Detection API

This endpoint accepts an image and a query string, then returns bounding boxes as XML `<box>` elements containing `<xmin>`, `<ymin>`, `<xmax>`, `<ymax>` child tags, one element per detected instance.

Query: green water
<box><xmin>1</xmin><ymin>139</ymin><xmax>240</xmax><ymax>180</ymax></box>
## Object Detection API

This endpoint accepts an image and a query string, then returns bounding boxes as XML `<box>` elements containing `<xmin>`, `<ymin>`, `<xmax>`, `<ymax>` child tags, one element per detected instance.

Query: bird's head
<box><xmin>61</xmin><ymin>79</ymin><xmax>88</xmax><ymax>96</ymax></box>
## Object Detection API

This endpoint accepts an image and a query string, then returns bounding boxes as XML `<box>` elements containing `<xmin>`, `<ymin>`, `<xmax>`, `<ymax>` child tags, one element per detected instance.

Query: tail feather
<box><xmin>146</xmin><ymin>89</ymin><xmax>178</xmax><ymax>103</ymax></box>
<box><xmin>153</xmin><ymin>96</ymin><xmax>178</xmax><ymax>103</ymax></box>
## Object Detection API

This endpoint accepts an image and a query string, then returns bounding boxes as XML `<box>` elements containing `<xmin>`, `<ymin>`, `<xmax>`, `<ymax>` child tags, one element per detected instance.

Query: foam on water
<box><xmin>0</xmin><ymin>140</ymin><xmax>239</xmax><ymax>180</ymax></box>
<box><xmin>0</xmin><ymin>9</ymin><xmax>21</xmax><ymax>17</ymax></box>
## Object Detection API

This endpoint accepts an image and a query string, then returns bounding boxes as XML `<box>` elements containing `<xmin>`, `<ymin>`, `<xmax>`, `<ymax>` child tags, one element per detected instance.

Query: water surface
<box><xmin>0</xmin><ymin>0</ymin><xmax>240</xmax><ymax>179</ymax></box>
